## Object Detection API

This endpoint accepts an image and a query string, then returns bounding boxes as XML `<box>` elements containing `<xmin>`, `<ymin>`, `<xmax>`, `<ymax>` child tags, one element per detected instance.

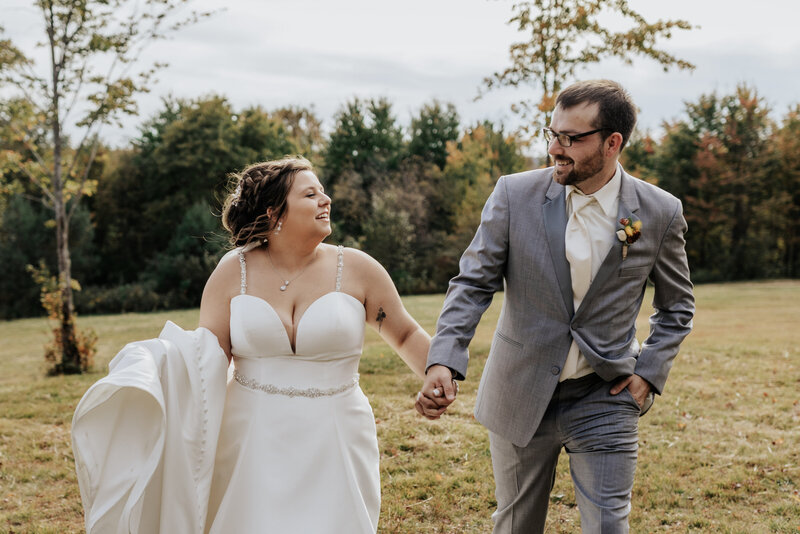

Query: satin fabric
<box><xmin>73</xmin><ymin>291</ymin><xmax>380</xmax><ymax>533</ymax></box>
<box><xmin>72</xmin><ymin>322</ymin><xmax>228</xmax><ymax>534</ymax></box>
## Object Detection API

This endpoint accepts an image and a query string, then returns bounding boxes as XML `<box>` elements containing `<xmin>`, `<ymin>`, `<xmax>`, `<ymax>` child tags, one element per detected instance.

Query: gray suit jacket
<box><xmin>428</xmin><ymin>166</ymin><xmax>695</xmax><ymax>446</ymax></box>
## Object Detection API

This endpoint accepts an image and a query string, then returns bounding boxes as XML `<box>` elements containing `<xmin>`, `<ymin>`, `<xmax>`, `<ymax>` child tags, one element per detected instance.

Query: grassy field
<box><xmin>1</xmin><ymin>280</ymin><xmax>798</xmax><ymax>533</ymax></box>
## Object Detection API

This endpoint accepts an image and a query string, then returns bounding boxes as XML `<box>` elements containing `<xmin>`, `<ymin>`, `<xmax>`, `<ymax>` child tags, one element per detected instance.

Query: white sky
<box><xmin>3</xmin><ymin>0</ymin><xmax>800</xmax><ymax>150</ymax></box>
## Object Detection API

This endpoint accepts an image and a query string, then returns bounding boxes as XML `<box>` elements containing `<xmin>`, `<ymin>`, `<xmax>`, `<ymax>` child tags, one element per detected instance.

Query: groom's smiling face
<box><xmin>547</xmin><ymin>102</ymin><xmax>612</xmax><ymax>192</ymax></box>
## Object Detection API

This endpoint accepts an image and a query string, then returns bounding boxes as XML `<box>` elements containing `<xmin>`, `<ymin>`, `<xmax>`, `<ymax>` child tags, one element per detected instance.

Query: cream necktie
<box><xmin>565</xmin><ymin>191</ymin><xmax>595</xmax><ymax>308</ymax></box>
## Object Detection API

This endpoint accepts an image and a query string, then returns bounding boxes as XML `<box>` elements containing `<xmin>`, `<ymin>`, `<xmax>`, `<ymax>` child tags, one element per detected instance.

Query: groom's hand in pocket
<box><xmin>610</xmin><ymin>373</ymin><xmax>652</xmax><ymax>409</ymax></box>
<box><xmin>415</xmin><ymin>364</ymin><xmax>458</xmax><ymax>420</ymax></box>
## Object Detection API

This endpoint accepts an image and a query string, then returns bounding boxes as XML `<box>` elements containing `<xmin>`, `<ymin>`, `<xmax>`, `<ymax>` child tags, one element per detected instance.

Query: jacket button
<box><xmin>551</xmin><ymin>366</ymin><xmax>560</xmax><ymax>375</ymax></box>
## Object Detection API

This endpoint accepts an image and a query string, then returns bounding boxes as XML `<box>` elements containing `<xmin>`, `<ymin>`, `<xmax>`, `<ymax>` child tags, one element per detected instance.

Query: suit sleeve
<box><xmin>427</xmin><ymin>176</ymin><xmax>510</xmax><ymax>379</ymax></box>
<box><xmin>634</xmin><ymin>199</ymin><xmax>695</xmax><ymax>394</ymax></box>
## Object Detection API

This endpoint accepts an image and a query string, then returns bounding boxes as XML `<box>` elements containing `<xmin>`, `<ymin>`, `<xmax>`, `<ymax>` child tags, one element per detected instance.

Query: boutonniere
<box><xmin>616</xmin><ymin>217</ymin><xmax>642</xmax><ymax>260</ymax></box>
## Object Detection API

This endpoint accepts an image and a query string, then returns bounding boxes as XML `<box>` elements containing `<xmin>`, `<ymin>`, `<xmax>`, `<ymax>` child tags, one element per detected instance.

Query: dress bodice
<box><xmin>230</xmin><ymin>292</ymin><xmax>365</xmax><ymax>359</ymax></box>
<box><xmin>228</xmin><ymin>245</ymin><xmax>366</xmax><ymax>390</ymax></box>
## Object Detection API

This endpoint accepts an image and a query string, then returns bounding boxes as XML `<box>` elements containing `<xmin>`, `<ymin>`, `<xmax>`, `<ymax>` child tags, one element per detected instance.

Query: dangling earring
<box><xmin>274</xmin><ymin>220</ymin><xmax>282</xmax><ymax>235</ymax></box>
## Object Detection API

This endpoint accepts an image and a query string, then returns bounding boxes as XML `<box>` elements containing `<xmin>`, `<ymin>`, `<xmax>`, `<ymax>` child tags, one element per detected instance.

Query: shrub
<box><xmin>27</xmin><ymin>262</ymin><xmax>97</xmax><ymax>374</ymax></box>
<box><xmin>75</xmin><ymin>282</ymin><xmax>167</xmax><ymax>315</ymax></box>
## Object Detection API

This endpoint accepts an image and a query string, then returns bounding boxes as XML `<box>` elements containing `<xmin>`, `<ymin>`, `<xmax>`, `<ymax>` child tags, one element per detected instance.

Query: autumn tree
<box><xmin>0</xmin><ymin>1</ymin><xmax>211</xmax><ymax>373</ymax></box>
<box><xmin>445</xmin><ymin>122</ymin><xmax>528</xmax><ymax>235</ymax></box>
<box><xmin>481</xmin><ymin>0</ymin><xmax>696</xmax><ymax>140</ymax></box>
<box><xmin>426</xmin><ymin>122</ymin><xmax>529</xmax><ymax>285</ymax></box>
<box><xmin>771</xmin><ymin>105</ymin><xmax>800</xmax><ymax>277</ymax></box>
<box><xmin>693</xmin><ymin>88</ymin><xmax>777</xmax><ymax>279</ymax></box>
<box><xmin>268</xmin><ymin>106</ymin><xmax>324</xmax><ymax>164</ymax></box>
<box><xmin>632</xmin><ymin>85</ymin><xmax>786</xmax><ymax>281</ymax></box>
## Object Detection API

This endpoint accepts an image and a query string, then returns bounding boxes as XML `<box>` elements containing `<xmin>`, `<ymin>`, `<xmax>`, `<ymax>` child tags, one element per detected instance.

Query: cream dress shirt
<box><xmin>560</xmin><ymin>166</ymin><xmax>621</xmax><ymax>381</ymax></box>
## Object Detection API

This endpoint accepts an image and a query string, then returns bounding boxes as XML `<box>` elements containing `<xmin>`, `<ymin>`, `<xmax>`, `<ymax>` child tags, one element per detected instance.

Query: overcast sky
<box><xmin>3</xmin><ymin>0</ymin><xmax>800</xmax><ymax>149</ymax></box>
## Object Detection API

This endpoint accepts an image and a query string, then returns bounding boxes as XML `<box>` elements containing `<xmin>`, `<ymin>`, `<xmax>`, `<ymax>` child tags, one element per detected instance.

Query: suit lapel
<box><xmin>542</xmin><ymin>179</ymin><xmax>574</xmax><ymax>316</ymax></box>
<box><xmin>575</xmin><ymin>169</ymin><xmax>641</xmax><ymax>318</ymax></box>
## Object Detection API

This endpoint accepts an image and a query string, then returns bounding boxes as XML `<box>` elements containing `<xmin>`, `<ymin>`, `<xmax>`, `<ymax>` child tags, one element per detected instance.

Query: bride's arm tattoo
<box><xmin>376</xmin><ymin>307</ymin><xmax>386</xmax><ymax>332</ymax></box>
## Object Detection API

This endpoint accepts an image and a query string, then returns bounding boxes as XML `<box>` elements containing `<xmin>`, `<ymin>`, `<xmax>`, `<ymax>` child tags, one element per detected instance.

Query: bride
<box><xmin>71</xmin><ymin>156</ymin><xmax>433</xmax><ymax>533</ymax></box>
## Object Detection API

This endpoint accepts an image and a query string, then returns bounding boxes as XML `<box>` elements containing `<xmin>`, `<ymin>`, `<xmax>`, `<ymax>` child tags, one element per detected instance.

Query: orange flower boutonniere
<box><xmin>616</xmin><ymin>217</ymin><xmax>642</xmax><ymax>260</ymax></box>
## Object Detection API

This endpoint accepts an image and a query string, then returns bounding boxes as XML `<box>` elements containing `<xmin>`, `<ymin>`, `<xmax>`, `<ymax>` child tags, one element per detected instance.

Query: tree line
<box><xmin>623</xmin><ymin>85</ymin><xmax>799</xmax><ymax>283</ymax></box>
<box><xmin>0</xmin><ymin>96</ymin><xmax>528</xmax><ymax>318</ymax></box>
<box><xmin>0</xmin><ymin>0</ymin><xmax>700</xmax><ymax>372</ymax></box>
<box><xmin>2</xmin><ymin>84</ymin><xmax>798</xmax><ymax>321</ymax></box>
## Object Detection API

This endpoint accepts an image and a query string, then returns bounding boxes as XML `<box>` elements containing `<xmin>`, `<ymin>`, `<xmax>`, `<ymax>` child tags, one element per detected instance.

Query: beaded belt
<box><xmin>233</xmin><ymin>369</ymin><xmax>359</xmax><ymax>398</ymax></box>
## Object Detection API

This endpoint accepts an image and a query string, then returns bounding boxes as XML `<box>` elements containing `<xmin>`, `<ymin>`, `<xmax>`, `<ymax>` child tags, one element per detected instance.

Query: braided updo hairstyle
<box><xmin>221</xmin><ymin>156</ymin><xmax>314</xmax><ymax>247</ymax></box>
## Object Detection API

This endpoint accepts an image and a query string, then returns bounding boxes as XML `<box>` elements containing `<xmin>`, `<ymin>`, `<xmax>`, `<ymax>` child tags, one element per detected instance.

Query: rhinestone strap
<box><xmin>238</xmin><ymin>250</ymin><xmax>247</xmax><ymax>295</ymax></box>
<box><xmin>335</xmin><ymin>244</ymin><xmax>344</xmax><ymax>292</ymax></box>
<box><xmin>234</xmin><ymin>369</ymin><xmax>358</xmax><ymax>398</ymax></box>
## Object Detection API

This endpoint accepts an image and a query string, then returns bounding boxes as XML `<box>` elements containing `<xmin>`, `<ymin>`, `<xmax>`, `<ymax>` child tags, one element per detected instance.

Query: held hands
<box><xmin>414</xmin><ymin>364</ymin><xmax>458</xmax><ymax>420</ymax></box>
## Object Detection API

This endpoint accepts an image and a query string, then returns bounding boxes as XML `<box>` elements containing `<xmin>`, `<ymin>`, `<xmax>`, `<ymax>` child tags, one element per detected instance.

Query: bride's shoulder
<box><xmin>325</xmin><ymin>245</ymin><xmax>395</xmax><ymax>301</ymax></box>
<box><xmin>219</xmin><ymin>240</ymin><xmax>262</xmax><ymax>263</ymax></box>
<box><xmin>219</xmin><ymin>247</ymin><xmax>242</xmax><ymax>262</ymax></box>
<box><xmin>334</xmin><ymin>245</ymin><xmax>388</xmax><ymax>278</ymax></box>
<box><xmin>205</xmin><ymin>248</ymin><xmax>245</xmax><ymax>290</ymax></box>
<box><xmin>217</xmin><ymin>247</ymin><xmax>244</xmax><ymax>270</ymax></box>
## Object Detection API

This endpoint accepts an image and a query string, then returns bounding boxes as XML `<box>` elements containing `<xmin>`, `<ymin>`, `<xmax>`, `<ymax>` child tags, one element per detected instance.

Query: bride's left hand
<box><xmin>415</xmin><ymin>364</ymin><xmax>457</xmax><ymax>420</ymax></box>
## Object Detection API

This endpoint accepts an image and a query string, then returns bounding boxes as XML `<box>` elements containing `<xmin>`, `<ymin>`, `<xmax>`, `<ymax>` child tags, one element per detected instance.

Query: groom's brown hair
<box><xmin>555</xmin><ymin>80</ymin><xmax>637</xmax><ymax>150</ymax></box>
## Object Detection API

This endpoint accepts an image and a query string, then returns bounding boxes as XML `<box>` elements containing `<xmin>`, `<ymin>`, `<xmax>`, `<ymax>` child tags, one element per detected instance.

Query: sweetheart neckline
<box><xmin>231</xmin><ymin>292</ymin><xmax>364</xmax><ymax>355</ymax></box>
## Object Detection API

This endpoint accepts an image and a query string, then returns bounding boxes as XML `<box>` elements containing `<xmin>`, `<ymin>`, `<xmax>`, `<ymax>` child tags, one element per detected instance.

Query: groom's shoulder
<box><xmin>500</xmin><ymin>167</ymin><xmax>553</xmax><ymax>194</ymax></box>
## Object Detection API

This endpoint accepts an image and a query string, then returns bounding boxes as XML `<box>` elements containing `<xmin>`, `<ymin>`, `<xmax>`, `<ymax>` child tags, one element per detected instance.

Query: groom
<box><xmin>416</xmin><ymin>80</ymin><xmax>694</xmax><ymax>533</ymax></box>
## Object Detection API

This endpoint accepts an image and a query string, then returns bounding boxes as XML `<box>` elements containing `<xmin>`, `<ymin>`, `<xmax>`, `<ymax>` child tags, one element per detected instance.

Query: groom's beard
<box><xmin>553</xmin><ymin>148</ymin><xmax>605</xmax><ymax>187</ymax></box>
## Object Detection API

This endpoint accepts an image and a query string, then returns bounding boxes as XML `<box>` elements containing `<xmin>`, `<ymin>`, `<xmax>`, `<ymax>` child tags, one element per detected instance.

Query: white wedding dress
<box><xmin>72</xmin><ymin>245</ymin><xmax>380</xmax><ymax>533</ymax></box>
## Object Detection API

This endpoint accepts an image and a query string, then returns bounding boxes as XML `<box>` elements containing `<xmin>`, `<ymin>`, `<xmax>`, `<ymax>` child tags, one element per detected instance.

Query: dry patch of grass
<box><xmin>1</xmin><ymin>282</ymin><xmax>799</xmax><ymax>533</ymax></box>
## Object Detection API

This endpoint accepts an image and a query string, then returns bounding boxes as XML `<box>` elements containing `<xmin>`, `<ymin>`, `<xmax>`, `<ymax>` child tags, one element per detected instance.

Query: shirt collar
<box><xmin>565</xmin><ymin>165</ymin><xmax>622</xmax><ymax>218</ymax></box>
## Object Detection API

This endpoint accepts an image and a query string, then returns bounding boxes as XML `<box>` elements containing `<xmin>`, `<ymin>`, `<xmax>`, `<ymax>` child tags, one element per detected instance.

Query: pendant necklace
<box><xmin>267</xmin><ymin>249</ymin><xmax>314</xmax><ymax>291</ymax></box>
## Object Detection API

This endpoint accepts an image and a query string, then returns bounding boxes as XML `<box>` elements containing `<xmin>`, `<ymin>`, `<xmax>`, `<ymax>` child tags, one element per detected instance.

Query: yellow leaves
<box><xmin>0</xmin><ymin>149</ymin><xmax>22</xmax><ymax>170</ymax></box>
<box><xmin>537</xmin><ymin>92</ymin><xmax>557</xmax><ymax>113</ymax></box>
<box><xmin>63</xmin><ymin>176</ymin><xmax>99</xmax><ymax>200</ymax></box>
<box><xmin>484</xmin><ymin>0</ymin><xmax>696</xmax><ymax>135</ymax></box>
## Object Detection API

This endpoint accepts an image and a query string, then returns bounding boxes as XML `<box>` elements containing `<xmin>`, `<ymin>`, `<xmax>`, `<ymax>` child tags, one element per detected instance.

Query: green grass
<box><xmin>1</xmin><ymin>281</ymin><xmax>799</xmax><ymax>533</ymax></box>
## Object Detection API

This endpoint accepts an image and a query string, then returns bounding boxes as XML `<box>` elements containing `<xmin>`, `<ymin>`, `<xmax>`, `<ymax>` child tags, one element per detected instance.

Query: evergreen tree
<box><xmin>408</xmin><ymin>101</ymin><xmax>460</xmax><ymax>170</ymax></box>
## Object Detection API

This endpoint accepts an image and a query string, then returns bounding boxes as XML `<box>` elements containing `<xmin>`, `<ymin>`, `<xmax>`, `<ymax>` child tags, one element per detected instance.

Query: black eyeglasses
<box><xmin>542</xmin><ymin>127</ymin><xmax>611</xmax><ymax>147</ymax></box>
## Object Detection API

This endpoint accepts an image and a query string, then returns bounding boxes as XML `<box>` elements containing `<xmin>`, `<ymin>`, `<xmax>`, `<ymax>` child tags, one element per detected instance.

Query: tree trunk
<box><xmin>49</xmin><ymin>15</ymin><xmax>82</xmax><ymax>374</ymax></box>
<box><xmin>55</xmin><ymin>193</ymin><xmax>81</xmax><ymax>374</ymax></box>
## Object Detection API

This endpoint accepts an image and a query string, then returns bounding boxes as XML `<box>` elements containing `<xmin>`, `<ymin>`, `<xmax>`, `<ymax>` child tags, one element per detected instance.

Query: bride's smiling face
<box><xmin>279</xmin><ymin>170</ymin><xmax>331</xmax><ymax>239</ymax></box>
